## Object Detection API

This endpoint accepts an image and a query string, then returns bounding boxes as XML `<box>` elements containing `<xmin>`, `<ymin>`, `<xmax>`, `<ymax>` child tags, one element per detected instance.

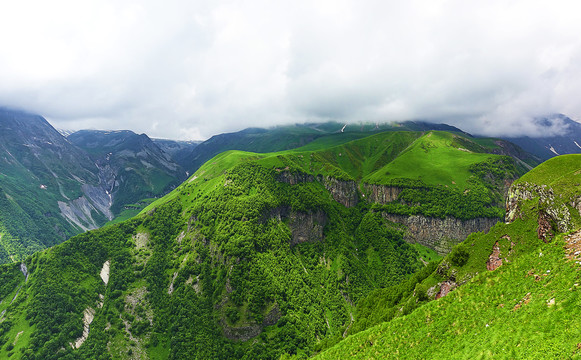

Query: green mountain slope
<box><xmin>0</xmin><ymin>130</ymin><xmax>533</xmax><ymax>359</ymax></box>
<box><xmin>316</xmin><ymin>154</ymin><xmax>581</xmax><ymax>359</ymax></box>
<box><xmin>181</xmin><ymin>121</ymin><xmax>477</xmax><ymax>175</ymax></box>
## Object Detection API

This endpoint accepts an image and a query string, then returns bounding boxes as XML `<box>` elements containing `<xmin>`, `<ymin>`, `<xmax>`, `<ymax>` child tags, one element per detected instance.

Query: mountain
<box><xmin>0</xmin><ymin>129</ymin><xmax>533</xmax><ymax>359</ymax></box>
<box><xmin>0</xmin><ymin>108</ymin><xmax>189</xmax><ymax>264</ymax></box>
<box><xmin>0</xmin><ymin>108</ymin><xmax>108</xmax><ymax>262</ymax></box>
<box><xmin>504</xmin><ymin>114</ymin><xmax>581</xmax><ymax>160</ymax></box>
<box><xmin>180</xmin><ymin>121</ymin><xmax>474</xmax><ymax>175</ymax></box>
<box><xmin>316</xmin><ymin>154</ymin><xmax>581</xmax><ymax>359</ymax></box>
<box><xmin>151</xmin><ymin>138</ymin><xmax>202</xmax><ymax>172</ymax></box>
<box><xmin>68</xmin><ymin>130</ymin><xmax>187</xmax><ymax>215</ymax></box>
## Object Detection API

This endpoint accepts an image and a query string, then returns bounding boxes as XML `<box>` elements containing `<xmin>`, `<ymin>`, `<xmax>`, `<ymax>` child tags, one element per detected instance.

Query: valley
<box><xmin>1</xmin><ymin>109</ymin><xmax>581</xmax><ymax>359</ymax></box>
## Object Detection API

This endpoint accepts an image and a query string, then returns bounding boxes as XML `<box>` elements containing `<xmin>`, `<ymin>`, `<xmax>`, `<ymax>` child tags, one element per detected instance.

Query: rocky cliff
<box><xmin>276</xmin><ymin>171</ymin><xmax>502</xmax><ymax>254</ymax></box>
<box><xmin>506</xmin><ymin>181</ymin><xmax>574</xmax><ymax>241</ymax></box>
<box><xmin>362</xmin><ymin>184</ymin><xmax>403</xmax><ymax>204</ymax></box>
<box><xmin>382</xmin><ymin>214</ymin><xmax>499</xmax><ymax>255</ymax></box>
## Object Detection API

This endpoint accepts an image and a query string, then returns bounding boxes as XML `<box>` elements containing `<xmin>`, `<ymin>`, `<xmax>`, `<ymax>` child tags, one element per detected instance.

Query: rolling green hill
<box><xmin>0</xmin><ymin>129</ymin><xmax>532</xmax><ymax>359</ymax></box>
<box><xmin>316</xmin><ymin>154</ymin><xmax>581</xmax><ymax>359</ymax></box>
<box><xmin>179</xmin><ymin>121</ymin><xmax>479</xmax><ymax>175</ymax></box>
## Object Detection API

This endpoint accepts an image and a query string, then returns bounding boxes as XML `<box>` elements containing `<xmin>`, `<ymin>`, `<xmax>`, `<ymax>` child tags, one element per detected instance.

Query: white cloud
<box><xmin>1</xmin><ymin>0</ymin><xmax>581</xmax><ymax>139</ymax></box>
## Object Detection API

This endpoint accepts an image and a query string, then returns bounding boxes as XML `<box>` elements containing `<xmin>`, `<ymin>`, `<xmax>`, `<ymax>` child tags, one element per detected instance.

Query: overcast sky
<box><xmin>1</xmin><ymin>0</ymin><xmax>580</xmax><ymax>140</ymax></box>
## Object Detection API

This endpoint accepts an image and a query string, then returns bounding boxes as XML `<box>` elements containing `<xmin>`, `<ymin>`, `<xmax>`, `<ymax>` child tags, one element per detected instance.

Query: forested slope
<box><xmin>0</xmin><ymin>130</ymin><xmax>532</xmax><ymax>359</ymax></box>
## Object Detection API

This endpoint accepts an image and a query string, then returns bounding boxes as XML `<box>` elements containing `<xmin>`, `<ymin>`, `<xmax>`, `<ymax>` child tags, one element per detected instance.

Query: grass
<box><xmin>517</xmin><ymin>154</ymin><xmax>581</xmax><ymax>198</ymax></box>
<box><xmin>316</xmin><ymin>224</ymin><xmax>581</xmax><ymax>359</ymax></box>
<box><xmin>412</xmin><ymin>243</ymin><xmax>442</xmax><ymax>264</ymax></box>
<box><xmin>105</xmin><ymin>199</ymin><xmax>156</xmax><ymax>227</ymax></box>
<box><xmin>364</xmin><ymin>131</ymin><xmax>494</xmax><ymax>189</ymax></box>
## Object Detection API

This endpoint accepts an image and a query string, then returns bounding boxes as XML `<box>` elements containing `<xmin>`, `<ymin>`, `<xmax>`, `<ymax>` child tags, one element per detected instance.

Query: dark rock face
<box><xmin>289</xmin><ymin>210</ymin><xmax>327</xmax><ymax>246</ymax></box>
<box><xmin>267</xmin><ymin>206</ymin><xmax>327</xmax><ymax>246</ymax></box>
<box><xmin>323</xmin><ymin>177</ymin><xmax>359</xmax><ymax>208</ymax></box>
<box><xmin>275</xmin><ymin>171</ymin><xmax>315</xmax><ymax>185</ymax></box>
<box><xmin>362</xmin><ymin>184</ymin><xmax>402</xmax><ymax>203</ymax></box>
<box><xmin>276</xmin><ymin>172</ymin><xmax>500</xmax><ymax>254</ymax></box>
<box><xmin>506</xmin><ymin>182</ymin><xmax>572</xmax><ymax>240</ymax></box>
<box><xmin>382</xmin><ymin>213</ymin><xmax>499</xmax><ymax>255</ymax></box>
<box><xmin>276</xmin><ymin>171</ymin><xmax>359</xmax><ymax>207</ymax></box>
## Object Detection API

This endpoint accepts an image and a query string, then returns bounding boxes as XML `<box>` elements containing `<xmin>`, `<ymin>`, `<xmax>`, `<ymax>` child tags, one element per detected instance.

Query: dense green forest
<box><xmin>0</xmin><ymin>130</ymin><xmax>535</xmax><ymax>359</ymax></box>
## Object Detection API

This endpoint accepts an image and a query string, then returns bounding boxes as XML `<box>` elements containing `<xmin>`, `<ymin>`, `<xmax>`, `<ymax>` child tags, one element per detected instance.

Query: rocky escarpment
<box><xmin>322</xmin><ymin>177</ymin><xmax>359</xmax><ymax>207</ymax></box>
<box><xmin>362</xmin><ymin>184</ymin><xmax>403</xmax><ymax>204</ymax></box>
<box><xmin>506</xmin><ymin>182</ymin><xmax>573</xmax><ymax>241</ymax></box>
<box><xmin>382</xmin><ymin>214</ymin><xmax>499</xmax><ymax>255</ymax></box>
<box><xmin>267</xmin><ymin>206</ymin><xmax>327</xmax><ymax>246</ymax></box>
<box><xmin>276</xmin><ymin>170</ymin><xmax>359</xmax><ymax>207</ymax></box>
<box><xmin>275</xmin><ymin>170</ymin><xmax>315</xmax><ymax>185</ymax></box>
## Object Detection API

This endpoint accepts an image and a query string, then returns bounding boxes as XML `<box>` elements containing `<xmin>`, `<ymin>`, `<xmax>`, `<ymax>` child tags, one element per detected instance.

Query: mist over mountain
<box><xmin>503</xmin><ymin>114</ymin><xmax>581</xmax><ymax>160</ymax></box>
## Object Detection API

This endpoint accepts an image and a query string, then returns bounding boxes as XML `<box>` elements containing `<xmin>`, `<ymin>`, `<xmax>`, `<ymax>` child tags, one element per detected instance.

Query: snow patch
<box><xmin>575</xmin><ymin>140</ymin><xmax>581</xmax><ymax>149</ymax></box>
<box><xmin>341</xmin><ymin>124</ymin><xmax>347</xmax><ymax>133</ymax></box>
<box><xmin>100</xmin><ymin>260</ymin><xmax>110</xmax><ymax>285</ymax></box>
<box><xmin>548</xmin><ymin>145</ymin><xmax>560</xmax><ymax>155</ymax></box>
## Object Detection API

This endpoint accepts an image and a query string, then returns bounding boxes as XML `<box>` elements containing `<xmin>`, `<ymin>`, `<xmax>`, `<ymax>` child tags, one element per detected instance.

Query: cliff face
<box><xmin>362</xmin><ymin>184</ymin><xmax>402</xmax><ymax>203</ymax></box>
<box><xmin>267</xmin><ymin>206</ymin><xmax>327</xmax><ymax>246</ymax></box>
<box><xmin>382</xmin><ymin>214</ymin><xmax>499</xmax><ymax>255</ymax></box>
<box><xmin>276</xmin><ymin>172</ymin><xmax>503</xmax><ymax>254</ymax></box>
<box><xmin>506</xmin><ymin>181</ymin><xmax>574</xmax><ymax>241</ymax></box>
<box><xmin>322</xmin><ymin>177</ymin><xmax>359</xmax><ymax>208</ymax></box>
<box><xmin>277</xmin><ymin>171</ymin><xmax>359</xmax><ymax>207</ymax></box>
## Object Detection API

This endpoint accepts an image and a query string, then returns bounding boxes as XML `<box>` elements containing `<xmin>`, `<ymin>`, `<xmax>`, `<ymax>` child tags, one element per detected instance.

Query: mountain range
<box><xmin>1</xmin><ymin>107</ymin><xmax>581</xmax><ymax>359</ymax></box>
<box><xmin>0</xmin><ymin>109</ymin><xmax>185</xmax><ymax>263</ymax></box>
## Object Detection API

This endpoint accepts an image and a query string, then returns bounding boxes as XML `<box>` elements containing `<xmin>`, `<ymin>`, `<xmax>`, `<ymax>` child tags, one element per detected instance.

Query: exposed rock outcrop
<box><xmin>506</xmin><ymin>182</ymin><xmax>572</xmax><ymax>241</ymax></box>
<box><xmin>71</xmin><ymin>307</ymin><xmax>96</xmax><ymax>349</ymax></box>
<box><xmin>100</xmin><ymin>260</ymin><xmax>110</xmax><ymax>285</ymax></box>
<box><xmin>362</xmin><ymin>184</ymin><xmax>403</xmax><ymax>204</ymax></box>
<box><xmin>434</xmin><ymin>280</ymin><xmax>457</xmax><ymax>300</ymax></box>
<box><xmin>322</xmin><ymin>177</ymin><xmax>359</xmax><ymax>207</ymax></box>
<box><xmin>276</xmin><ymin>171</ymin><xmax>315</xmax><ymax>185</ymax></box>
<box><xmin>486</xmin><ymin>241</ymin><xmax>503</xmax><ymax>271</ymax></box>
<box><xmin>289</xmin><ymin>210</ymin><xmax>327</xmax><ymax>246</ymax></box>
<box><xmin>382</xmin><ymin>214</ymin><xmax>499</xmax><ymax>255</ymax></box>
<box><xmin>266</xmin><ymin>205</ymin><xmax>327</xmax><ymax>246</ymax></box>
<box><xmin>276</xmin><ymin>171</ymin><xmax>359</xmax><ymax>207</ymax></box>
<box><xmin>20</xmin><ymin>262</ymin><xmax>28</xmax><ymax>282</ymax></box>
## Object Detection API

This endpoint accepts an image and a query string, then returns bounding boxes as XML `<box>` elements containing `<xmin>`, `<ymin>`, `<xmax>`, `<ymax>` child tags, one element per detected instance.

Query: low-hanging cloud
<box><xmin>1</xmin><ymin>0</ymin><xmax>580</xmax><ymax>139</ymax></box>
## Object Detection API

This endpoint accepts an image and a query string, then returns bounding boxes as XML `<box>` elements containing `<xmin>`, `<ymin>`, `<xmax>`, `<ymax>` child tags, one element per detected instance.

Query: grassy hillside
<box><xmin>315</xmin><ymin>154</ymin><xmax>581</xmax><ymax>359</ymax></box>
<box><xmin>516</xmin><ymin>154</ymin><xmax>581</xmax><ymax>200</ymax></box>
<box><xmin>181</xmin><ymin>121</ymin><xmax>472</xmax><ymax>174</ymax></box>
<box><xmin>0</xmin><ymin>130</ymin><xmax>532</xmax><ymax>359</ymax></box>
